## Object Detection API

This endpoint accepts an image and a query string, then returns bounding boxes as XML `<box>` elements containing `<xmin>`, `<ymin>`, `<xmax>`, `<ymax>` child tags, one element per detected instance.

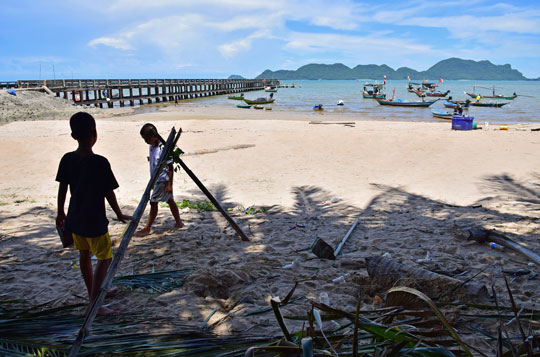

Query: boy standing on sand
<box><xmin>135</xmin><ymin>123</ymin><xmax>184</xmax><ymax>236</ymax></box>
<box><xmin>56</xmin><ymin>112</ymin><xmax>132</xmax><ymax>316</ymax></box>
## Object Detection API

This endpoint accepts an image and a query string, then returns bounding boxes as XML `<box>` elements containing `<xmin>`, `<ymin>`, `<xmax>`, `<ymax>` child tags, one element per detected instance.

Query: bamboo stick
<box><xmin>175</xmin><ymin>157</ymin><xmax>249</xmax><ymax>242</ymax></box>
<box><xmin>68</xmin><ymin>128</ymin><xmax>182</xmax><ymax>357</ymax></box>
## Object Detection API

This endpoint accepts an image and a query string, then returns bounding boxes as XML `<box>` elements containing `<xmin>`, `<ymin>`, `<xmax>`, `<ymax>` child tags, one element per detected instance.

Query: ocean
<box><xmin>185</xmin><ymin>79</ymin><xmax>540</xmax><ymax>124</ymax></box>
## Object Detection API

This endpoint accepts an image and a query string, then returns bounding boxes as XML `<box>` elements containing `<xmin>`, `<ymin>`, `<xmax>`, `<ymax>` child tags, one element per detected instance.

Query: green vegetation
<box><xmin>160</xmin><ymin>199</ymin><xmax>216</xmax><ymax>211</ymax></box>
<box><xmin>0</xmin><ymin>202</ymin><xmax>7</xmax><ymax>206</ymax></box>
<box><xmin>256</xmin><ymin>57</ymin><xmax>527</xmax><ymax>80</ymax></box>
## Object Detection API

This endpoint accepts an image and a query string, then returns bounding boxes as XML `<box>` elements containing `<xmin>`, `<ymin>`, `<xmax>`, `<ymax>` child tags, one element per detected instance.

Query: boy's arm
<box><xmin>56</xmin><ymin>183</ymin><xmax>68</xmax><ymax>229</ymax></box>
<box><xmin>166</xmin><ymin>163</ymin><xmax>174</xmax><ymax>192</ymax></box>
<box><xmin>105</xmin><ymin>190</ymin><xmax>133</xmax><ymax>223</ymax></box>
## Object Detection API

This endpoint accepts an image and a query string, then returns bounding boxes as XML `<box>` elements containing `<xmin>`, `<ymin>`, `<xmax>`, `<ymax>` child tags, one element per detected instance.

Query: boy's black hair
<box><xmin>140</xmin><ymin>123</ymin><xmax>165</xmax><ymax>144</ymax></box>
<box><xmin>70</xmin><ymin>112</ymin><xmax>96</xmax><ymax>140</ymax></box>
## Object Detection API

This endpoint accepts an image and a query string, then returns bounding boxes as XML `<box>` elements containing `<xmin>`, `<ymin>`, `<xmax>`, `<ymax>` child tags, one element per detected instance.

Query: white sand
<box><xmin>1</xmin><ymin>105</ymin><xmax>540</xmax><ymax>346</ymax></box>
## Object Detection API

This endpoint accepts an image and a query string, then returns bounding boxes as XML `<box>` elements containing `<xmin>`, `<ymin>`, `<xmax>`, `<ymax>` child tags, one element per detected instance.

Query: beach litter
<box><xmin>311</xmin><ymin>216</ymin><xmax>360</xmax><ymax>260</ymax></box>
<box><xmin>459</xmin><ymin>227</ymin><xmax>540</xmax><ymax>266</ymax></box>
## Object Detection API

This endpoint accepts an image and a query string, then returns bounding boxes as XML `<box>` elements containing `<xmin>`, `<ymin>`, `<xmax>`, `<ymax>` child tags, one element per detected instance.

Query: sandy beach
<box><xmin>1</xmin><ymin>100</ymin><xmax>540</xmax><ymax>351</ymax></box>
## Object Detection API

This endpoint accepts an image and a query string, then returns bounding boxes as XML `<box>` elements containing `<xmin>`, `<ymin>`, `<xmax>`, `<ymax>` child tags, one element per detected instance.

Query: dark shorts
<box><xmin>151</xmin><ymin>181</ymin><xmax>174</xmax><ymax>203</ymax></box>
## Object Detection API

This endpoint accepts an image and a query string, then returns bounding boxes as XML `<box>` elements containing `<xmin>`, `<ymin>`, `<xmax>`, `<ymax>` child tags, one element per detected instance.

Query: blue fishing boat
<box><xmin>376</xmin><ymin>98</ymin><xmax>438</xmax><ymax>107</ymax></box>
<box><xmin>431</xmin><ymin>109</ymin><xmax>452</xmax><ymax>120</ymax></box>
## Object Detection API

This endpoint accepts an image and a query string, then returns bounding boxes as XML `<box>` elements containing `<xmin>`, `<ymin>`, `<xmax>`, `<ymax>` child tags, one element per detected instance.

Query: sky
<box><xmin>1</xmin><ymin>0</ymin><xmax>539</xmax><ymax>80</ymax></box>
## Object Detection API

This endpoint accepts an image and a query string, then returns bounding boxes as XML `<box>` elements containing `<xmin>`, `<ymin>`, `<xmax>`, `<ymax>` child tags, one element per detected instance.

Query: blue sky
<box><xmin>1</xmin><ymin>0</ymin><xmax>539</xmax><ymax>80</ymax></box>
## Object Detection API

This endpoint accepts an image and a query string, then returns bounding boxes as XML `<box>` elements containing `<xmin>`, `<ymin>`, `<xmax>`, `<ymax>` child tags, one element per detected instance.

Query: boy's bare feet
<box><xmin>85</xmin><ymin>305</ymin><xmax>119</xmax><ymax>316</ymax></box>
<box><xmin>135</xmin><ymin>228</ymin><xmax>150</xmax><ymax>237</ymax></box>
<box><xmin>106</xmin><ymin>287</ymin><xmax>119</xmax><ymax>298</ymax></box>
<box><xmin>175</xmin><ymin>221</ymin><xmax>185</xmax><ymax>229</ymax></box>
<box><xmin>97</xmin><ymin>306</ymin><xmax>119</xmax><ymax>316</ymax></box>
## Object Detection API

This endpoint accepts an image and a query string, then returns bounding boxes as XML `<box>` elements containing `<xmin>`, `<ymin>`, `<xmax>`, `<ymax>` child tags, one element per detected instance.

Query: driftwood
<box><xmin>464</xmin><ymin>228</ymin><xmax>540</xmax><ymax>266</ymax></box>
<box><xmin>309</xmin><ymin>121</ymin><xmax>356</xmax><ymax>126</ymax></box>
<box><xmin>366</xmin><ymin>256</ymin><xmax>488</xmax><ymax>300</ymax></box>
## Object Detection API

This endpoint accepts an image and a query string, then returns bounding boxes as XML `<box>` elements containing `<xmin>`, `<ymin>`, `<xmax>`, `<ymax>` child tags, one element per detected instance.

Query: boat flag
<box><xmin>392</xmin><ymin>88</ymin><xmax>395</xmax><ymax>100</ymax></box>
<box><xmin>439</xmin><ymin>78</ymin><xmax>444</xmax><ymax>83</ymax></box>
<box><xmin>383</xmin><ymin>75</ymin><xmax>387</xmax><ymax>85</ymax></box>
<box><xmin>407</xmin><ymin>75</ymin><xmax>410</xmax><ymax>81</ymax></box>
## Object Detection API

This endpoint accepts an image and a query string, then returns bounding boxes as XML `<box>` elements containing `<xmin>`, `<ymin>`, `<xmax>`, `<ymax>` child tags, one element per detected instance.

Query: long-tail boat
<box><xmin>243</xmin><ymin>98</ymin><xmax>275</xmax><ymax>105</ymax></box>
<box><xmin>465</xmin><ymin>84</ymin><xmax>518</xmax><ymax>100</ymax></box>
<box><xmin>362</xmin><ymin>83</ymin><xmax>386</xmax><ymax>99</ymax></box>
<box><xmin>376</xmin><ymin>98</ymin><xmax>438</xmax><ymax>107</ymax></box>
<box><xmin>431</xmin><ymin>109</ymin><xmax>453</xmax><ymax>120</ymax></box>
<box><xmin>470</xmin><ymin>101</ymin><xmax>508</xmax><ymax>108</ymax></box>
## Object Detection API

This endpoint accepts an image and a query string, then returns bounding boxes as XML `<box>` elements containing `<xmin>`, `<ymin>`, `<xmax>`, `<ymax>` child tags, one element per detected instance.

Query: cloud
<box><xmin>76</xmin><ymin>0</ymin><xmax>540</xmax><ymax>77</ymax></box>
<box><xmin>89</xmin><ymin>37</ymin><xmax>133</xmax><ymax>50</ymax></box>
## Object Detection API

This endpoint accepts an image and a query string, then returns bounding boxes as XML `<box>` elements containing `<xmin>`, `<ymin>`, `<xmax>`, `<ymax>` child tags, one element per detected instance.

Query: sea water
<box><xmin>191</xmin><ymin>79</ymin><xmax>540</xmax><ymax>124</ymax></box>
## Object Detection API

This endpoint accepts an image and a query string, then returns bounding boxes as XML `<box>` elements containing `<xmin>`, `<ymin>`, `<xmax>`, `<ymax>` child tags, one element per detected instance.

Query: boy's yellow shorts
<box><xmin>73</xmin><ymin>232</ymin><xmax>113</xmax><ymax>260</ymax></box>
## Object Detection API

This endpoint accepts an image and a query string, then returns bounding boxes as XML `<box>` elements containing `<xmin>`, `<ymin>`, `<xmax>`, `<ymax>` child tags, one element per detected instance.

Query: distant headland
<box><xmin>255</xmin><ymin>58</ymin><xmax>533</xmax><ymax>80</ymax></box>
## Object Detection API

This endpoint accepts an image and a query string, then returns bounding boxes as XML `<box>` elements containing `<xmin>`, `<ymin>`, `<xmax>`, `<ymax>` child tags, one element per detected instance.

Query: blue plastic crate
<box><xmin>451</xmin><ymin>115</ymin><xmax>474</xmax><ymax>130</ymax></box>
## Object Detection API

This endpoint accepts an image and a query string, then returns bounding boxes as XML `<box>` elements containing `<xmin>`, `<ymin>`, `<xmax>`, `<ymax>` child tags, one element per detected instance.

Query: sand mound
<box><xmin>0</xmin><ymin>89</ymin><xmax>111</xmax><ymax>123</ymax></box>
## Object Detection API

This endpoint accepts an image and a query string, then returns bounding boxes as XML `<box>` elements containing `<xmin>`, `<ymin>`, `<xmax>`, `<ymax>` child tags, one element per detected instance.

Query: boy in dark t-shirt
<box><xmin>56</xmin><ymin>112</ymin><xmax>132</xmax><ymax>316</ymax></box>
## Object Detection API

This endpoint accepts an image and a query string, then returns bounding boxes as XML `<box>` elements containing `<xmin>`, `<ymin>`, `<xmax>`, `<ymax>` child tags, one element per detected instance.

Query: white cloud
<box><xmin>89</xmin><ymin>37</ymin><xmax>133</xmax><ymax>50</ymax></box>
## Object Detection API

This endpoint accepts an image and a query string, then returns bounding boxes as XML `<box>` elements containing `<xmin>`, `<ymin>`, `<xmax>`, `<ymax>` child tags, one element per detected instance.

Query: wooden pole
<box><xmin>176</xmin><ymin>158</ymin><xmax>250</xmax><ymax>242</ymax></box>
<box><xmin>68</xmin><ymin>128</ymin><xmax>182</xmax><ymax>357</ymax></box>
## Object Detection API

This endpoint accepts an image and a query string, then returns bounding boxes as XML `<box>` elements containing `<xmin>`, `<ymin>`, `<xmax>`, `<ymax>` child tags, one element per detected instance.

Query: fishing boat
<box><xmin>227</xmin><ymin>94</ymin><xmax>245</xmax><ymax>100</ymax></box>
<box><xmin>470</xmin><ymin>101</ymin><xmax>508</xmax><ymax>108</ymax></box>
<box><xmin>264</xmin><ymin>86</ymin><xmax>278</xmax><ymax>93</ymax></box>
<box><xmin>313</xmin><ymin>104</ymin><xmax>324</xmax><ymax>111</ymax></box>
<box><xmin>236</xmin><ymin>104</ymin><xmax>251</xmax><ymax>109</ymax></box>
<box><xmin>243</xmin><ymin>98</ymin><xmax>275</xmax><ymax>105</ymax></box>
<box><xmin>443</xmin><ymin>99</ymin><xmax>471</xmax><ymax>108</ymax></box>
<box><xmin>465</xmin><ymin>85</ymin><xmax>518</xmax><ymax>100</ymax></box>
<box><xmin>253</xmin><ymin>105</ymin><xmax>264</xmax><ymax>110</ymax></box>
<box><xmin>376</xmin><ymin>98</ymin><xmax>438</xmax><ymax>107</ymax></box>
<box><xmin>362</xmin><ymin>83</ymin><xmax>386</xmax><ymax>99</ymax></box>
<box><xmin>431</xmin><ymin>109</ymin><xmax>453</xmax><ymax>120</ymax></box>
<box><xmin>414</xmin><ymin>89</ymin><xmax>450</xmax><ymax>97</ymax></box>
<box><xmin>407</xmin><ymin>80</ymin><xmax>438</xmax><ymax>93</ymax></box>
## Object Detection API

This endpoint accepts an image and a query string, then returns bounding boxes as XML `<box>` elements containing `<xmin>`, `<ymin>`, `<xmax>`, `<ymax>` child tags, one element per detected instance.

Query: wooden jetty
<box><xmin>13</xmin><ymin>78</ymin><xmax>278</xmax><ymax>108</ymax></box>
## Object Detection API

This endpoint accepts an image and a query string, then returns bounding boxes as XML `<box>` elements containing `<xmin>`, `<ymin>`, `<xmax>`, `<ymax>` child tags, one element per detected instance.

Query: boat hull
<box><xmin>362</xmin><ymin>92</ymin><xmax>386</xmax><ymax>99</ymax></box>
<box><xmin>243</xmin><ymin>99</ymin><xmax>275</xmax><ymax>105</ymax></box>
<box><xmin>470</xmin><ymin>102</ymin><xmax>508</xmax><ymax>108</ymax></box>
<box><xmin>431</xmin><ymin>109</ymin><xmax>452</xmax><ymax>120</ymax></box>
<box><xmin>465</xmin><ymin>91</ymin><xmax>516</xmax><ymax>100</ymax></box>
<box><xmin>376</xmin><ymin>99</ymin><xmax>437</xmax><ymax>107</ymax></box>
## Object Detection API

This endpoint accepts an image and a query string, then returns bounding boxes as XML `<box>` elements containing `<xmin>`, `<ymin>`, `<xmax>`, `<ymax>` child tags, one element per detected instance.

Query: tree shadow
<box><xmin>2</xmin><ymin>174</ymin><xmax>540</xmax><ymax>352</ymax></box>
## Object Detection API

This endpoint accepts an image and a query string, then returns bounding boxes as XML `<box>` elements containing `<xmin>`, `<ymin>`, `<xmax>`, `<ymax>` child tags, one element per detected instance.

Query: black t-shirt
<box><xmin>56</xmin><ymin>152</ymin><xmax>119</xmax><ymax>237</ymax></box>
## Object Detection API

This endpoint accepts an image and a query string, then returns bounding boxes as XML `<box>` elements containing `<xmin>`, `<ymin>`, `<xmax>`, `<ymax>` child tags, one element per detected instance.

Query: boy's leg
<box><xmin>79</xmin><ymin>250</ymin><xmax>93</xmax><ymax>298</ymax></box>
<box><xmin>135</xmin><ymin>202</ymin><xmax>158</xmax><ymax>236</ymax></box>
<box><xmin>87</xmin><ymin>234</ymin><xmax>117</xmax><ymax>316</ymax></box>
<box><xmin>92</xmin><ymin>258</ymin><xmax>117</xmax><ymax>315</ymax></box>
<box><xmin>167</xmin><ymin>199</ymin><xmax>184</xmax><ymax>228</ymax></box>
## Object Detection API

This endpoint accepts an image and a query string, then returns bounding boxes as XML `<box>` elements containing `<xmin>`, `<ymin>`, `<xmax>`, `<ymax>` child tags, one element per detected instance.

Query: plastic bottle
<box><xmin>489</xmin><ymin>242</ymin><xmax>504</xmax><ymax>250</ymax></box>
<box><xmin>484</xmin><ymin>122</ymin><xmax>489</xmax><ymax>131</ymax></box>
<box><xmin>332</xmin><ymin>276</ymin><xmax>346</xmax><ymax>283</ymax></box>
<box><xmin>319</xmin><ymin>292</ymin><xmax>330</xmax><ymax>305</ymax></box>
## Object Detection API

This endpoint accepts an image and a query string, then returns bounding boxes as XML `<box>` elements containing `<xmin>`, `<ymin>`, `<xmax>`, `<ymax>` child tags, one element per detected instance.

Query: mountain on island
<box><xmin>256</xmin><ymin>58</ymin><xmax>527</xmax><ymax>80</ymax></box>
<box><xmin>228</xmin><ymin>74</ymin><xmax>245</xmax><ymax>79</ymax></box>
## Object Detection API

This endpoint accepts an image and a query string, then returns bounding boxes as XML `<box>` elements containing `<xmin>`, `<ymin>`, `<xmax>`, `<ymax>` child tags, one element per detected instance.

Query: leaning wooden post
<box><xmin>68</xmin><ymin>128</ymin><xmax>182</xmax><ymax>357</ymax></box>
<box><xmin>176</xmin><ymin>157</ymin><xmax>250</xmax><ymax>242</ymax></box>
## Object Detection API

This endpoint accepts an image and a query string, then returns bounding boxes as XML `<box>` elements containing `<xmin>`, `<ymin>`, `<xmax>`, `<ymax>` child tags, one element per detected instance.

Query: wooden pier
<box><xmin>14</xmin><ymin>78</ymin><xmax>278</xmax><ymax>108</ymax></box>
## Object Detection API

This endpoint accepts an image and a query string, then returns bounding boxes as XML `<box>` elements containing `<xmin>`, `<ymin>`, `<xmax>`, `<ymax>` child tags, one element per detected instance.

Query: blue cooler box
<box><xmin>451</xmin><ymin>115</ymin><xmax>474</xmax><ymax>130</ymax></box>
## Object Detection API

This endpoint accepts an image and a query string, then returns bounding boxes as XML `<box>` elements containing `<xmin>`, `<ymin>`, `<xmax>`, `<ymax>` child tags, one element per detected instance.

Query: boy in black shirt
<box><xmin>56</xmin><ymin>112</ymin><xmax>131</xmax><ymax>315</ymax></box>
